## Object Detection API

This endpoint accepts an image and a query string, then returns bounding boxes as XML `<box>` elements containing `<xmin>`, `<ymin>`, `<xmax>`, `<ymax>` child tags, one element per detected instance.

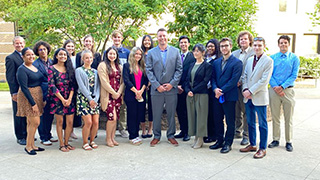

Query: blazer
<box><xmin>145</xmin><ymin>45</ymin><xmax>182</xmax><ymax>96</ymax></box>
<box><xmin>211</xmin><ymin>54</ymin><xmax>243</xmax><ymax>102</ymax></box>
<box><xmin>122</xmin><ymin>63</ymin><xmax>148</xmax><ymax>102</ymax></box>
<box><xmin>97</xmin><ymin>62</ymin><xmax>124</xmax><ymax>111</ymax></box>
<box><xmin>5</xmin><ymin>51</ymin><xmax>24</xmax><ymax>94</ymax></box>
<box><xmin>33</xmin><ymin>58</ymin><xmax>52</xmax><ymax>100</ymax></box>
<box><xmin>179</xmin><ymin>52</ymin><xmax>196</xmax><ymax>88</ymax></box>
<box><xmin>232</xmin><ymin>47</ymin><xmax>255</xmax><ymax>83</ymax></box>
<box><xmin>75</xmin><ymin>67</ymin><xmax>100</xmax><ymax>103</ymax></box>
<box><xmin>75</xmin><ymin>51</ymin><xmax>101</xmax><ymax>70</ymax></box>
<box><xmin>184</xmin><ymin>61</ymin><xmax>212</xmax><ymax>94</ymax></box>
<box><xmin>242</xmin><ymin>54</ymin><xmax>273</xmax><ymax>106</ymax></box>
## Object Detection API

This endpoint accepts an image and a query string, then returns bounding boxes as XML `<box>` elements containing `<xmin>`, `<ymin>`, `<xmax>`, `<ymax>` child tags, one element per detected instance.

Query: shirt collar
<box><xmin>241</xmin><ymin>47</ymin><xmax>250</xmax><ymax>54</ymax></box>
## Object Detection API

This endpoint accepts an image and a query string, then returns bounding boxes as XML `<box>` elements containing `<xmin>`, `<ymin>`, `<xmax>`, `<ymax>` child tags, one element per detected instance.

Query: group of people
<box><xmin>5</xmin><ymin>28</ymin><xmax>299</xmax><ymax>159</ymax></box>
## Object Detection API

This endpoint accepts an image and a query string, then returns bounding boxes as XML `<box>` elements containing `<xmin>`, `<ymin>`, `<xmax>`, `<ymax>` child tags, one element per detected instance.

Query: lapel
<box><xmin>13</xmin><ymin>51</ymin><xmax>23</xmax><ymax>64</ymax></box>
<box><xmin>164</xmin><ymin>46</ymin><xmax>171</xmax><ymax>69</ymax></box>
<box><xmin>221</xmin><ymin>55</ymin><xmax>233</xmax><ymax>76</ymax></box>
<box><xmin>250</xmin><ymin>54</ymin><xmax>265</xmax><ymax>79</ymax></box>
<box><xmin>216</xmin><ymin>58</ymin><xmax>222</xmax><ymax>79</ymax></box>
<box><xmin>183</xmin><ymin>52</ymin><xmax>191</xmax><ymax>66</ymax></box>
<box><xmin>194</xmin><ymin>61</ymin><xmax>205</xmax><ymax>77</ymax></box>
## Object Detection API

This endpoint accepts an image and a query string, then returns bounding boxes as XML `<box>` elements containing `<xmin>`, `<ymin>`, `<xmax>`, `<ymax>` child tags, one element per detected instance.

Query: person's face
<box><xmin>157</xmin><ymin>31</ymin><xmax>168</xmax><ymax>46</ymax></box>
<box><xmin>108</xmin><ymin>49</ymin><xmax>117</xmax><ymax>62</ymax></box>
<box><xmin>278</xmin><ymin>38</ymin><xmax>290</xmax><ymax>53</ymax></box>
<box><xmin>13</xmin><ymin>38</ymin><xmax>25</xmax><ymax>52</ymax></box>
<box><xmin>206</xmin><ymin>42</ymin><xmax>215</xmax><ymax>56</ymax></box>
<box><xmin>253</xmin><ymin>41</ymin><xmax>265</xmax><ymax>56</ymax></box>
<box><xmin>193</xmin><ymin>47</ymin><xmax>205</xmax><ymax>60</ymax></box>
<box><xmin>23</xmin><ymin>49</ymin><xmax>35</xmax><ymax>65</ymax></box>
<box><xmin>84</xmin><ymin>37</ymin><xmax>93</xmax><ymax>49</ymax></box>
<box><xmin>112</xmin><ymin>34</ymin><xmax>123</xmax><ymax>47</ymax></box>
<box><xmin>65</xmin><ymin>42</ymin><xmax>75</xmax><ymax>55</ymax></box>
<box><xmin>220</xmin><ymin>41</ymin><xmax>232</xmax><ymax>56</ymax></box>
<box><xmin>38</xmin><ymin>45</ymin><xmax>48</xmax><ymax>59</ymax></box>
<box><xmin>134</xmin><ymin>50</ymin><xmax>142</xmax><ymax>62</ymax></box>
<box><xmin>82</xmin><ymin>52</ymin><xmax>93</xmax><ymax>67</ymax></box>
<box><xmin>179</xmin><ymin>38</ymin><xmax>190</xmax><ymax>53</ymax></box>
<box><xmin>239</xmin><ymin>34</ymin><xmax>250</xmax><ymax>49</ymax></box>
<box><xmin>56</xmin><ymin>50</ymin><xmax>68</xmax><ymax>64</ymax></box>
<box><xmin>143</xmin><ymin>37</ymin><xmax>151</xmax><ymax>49</ymax></box>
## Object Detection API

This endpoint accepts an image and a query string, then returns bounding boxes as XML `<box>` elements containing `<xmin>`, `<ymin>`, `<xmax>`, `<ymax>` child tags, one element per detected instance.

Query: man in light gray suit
<box><xmin>146</xmin><ymin>28</ymin><xmax>182</xmax><ymax>147</ymax></box>
<box><xmin>232</xmin><ymin>31</ymin><xmax>255</xmax><ymax>145</ymax></box>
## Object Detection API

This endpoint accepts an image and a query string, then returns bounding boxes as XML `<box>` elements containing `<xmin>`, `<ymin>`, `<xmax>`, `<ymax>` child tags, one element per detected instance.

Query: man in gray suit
<box><xmin>232</xmin><ymin>31</ymin><xmax>255</xmax><ymax>145</ymax></box>
<box><xmin>146</xmin><ymin>28</ymin><xmax>182</xmax><ymax>147</ymax></box>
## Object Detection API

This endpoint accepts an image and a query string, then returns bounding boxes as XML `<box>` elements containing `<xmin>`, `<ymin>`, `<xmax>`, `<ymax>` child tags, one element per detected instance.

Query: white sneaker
<box><xmin>120</xmin><ymin>130</ymin><xmax>129</xmax><ymax>138</ymax></box>
<box><xmin>50</xmin><ymin>137</ymin><xmax>58</xmax><ymax>142</ymax></box>
<box><xmin>41</xmin><ymin>140</ymin><xmax>52</xmax><ymax>146</ymax></box>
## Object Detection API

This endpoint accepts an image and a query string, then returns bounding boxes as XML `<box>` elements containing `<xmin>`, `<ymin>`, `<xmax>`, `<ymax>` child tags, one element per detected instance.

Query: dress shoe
<box><xmin>168</xmin><ymin>138</ymin><xmax>179</xmax><ymax>146</ymax></box>
<box><xmin>209</xmin><ymin>142</ymin><xmax>224</xmax><ymax>150</ymax></box>
<box><xmin>174</xmin><ymin>132</ymin><xmax>184</xmax><ymax>139</ymax></box>
<box><xmin>203</xmin><ymin>137</ymin><xmax>216</xmax><ymax>143</ymax></box>
<box><xmin>253</xmin><ymin>149</ymin><xmax>266</xmax><ymax>159</ymax></box>
<box><xmin>193</xmin><ymin>137</ymin><xmax>203</xmax><ymax>149</ymax></box>
<box><xmin>150</xmin><ymin>138</ymin><xmax>160</xmax><ymax>147</ymax></box>
<box><xmin>25</xmin><ymin>148</ymin><xmax>37</xmax><ymax>155</ymax></box>
<box><xmin>182</xmin><ymin>134</ymin><xmax>190</xmax><ymax>141</ymax></box>
<box><xmin>17</xmin><ymin>139</ymin><xmax>26</xmax><ymax>145</ymax></box>
<box><xmin>34</xmin><ymin>147</ymin><xmax>45</xmax><ymax>151</ymax></box>
<box><xmin>240</xmin><ymin>145</ymin><xmax>257</xmax><ymax>152</ymax></box>
<box><xmin>240</xmin><ymin>138</ymin><xmax>249</xmax><ymax>145</ymax></box>
<box><xmin>268</xmin><ymin>140</ymin><xmax>279</xmax><ymax>148</ymax></box>
<box><xmin>220</xmin><ymin>145</ymin><xmax>232</xmax><ymax>153</ymax></box>
<box><xmin>285</xmin><ymin>143</ymin><xmax>293</xmax><ymax>152</ymax></box>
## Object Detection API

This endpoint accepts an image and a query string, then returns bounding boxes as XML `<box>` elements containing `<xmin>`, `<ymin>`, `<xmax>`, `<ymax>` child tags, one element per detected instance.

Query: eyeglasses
<box><xmin>207</xmin><ymin>45</ymin><xmax>215</xmax><ymax>48</ymax></box>
<box><xmin>254</xmin><ymin>37</ymin><xmax>265</xmax><ymax>41</ymax></box>
<box><xmin>39</xmin><ymin>48</ymin><xmax>47</xmax><ymax>52</ymax></box>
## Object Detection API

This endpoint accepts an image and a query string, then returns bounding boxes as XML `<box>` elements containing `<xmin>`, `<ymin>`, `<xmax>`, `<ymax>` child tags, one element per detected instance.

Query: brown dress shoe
<box><xmin>253</xmin><ymin>149</ymin><xmax>266</xmax><ymax>159</ymax></box>
<box><xmin>168</xmin><ymin>138</ymin><xmax>179</xmax><ymax>146</ymax></box>
<box><xmin>240</xmin><ymin>145</ymin><xmax>257</xmax><ymax>152</ymax></box>
<box><xmin>150</xmin><ymin>138</ymin><xmax>160</xmax><ymax>147</ymax></box>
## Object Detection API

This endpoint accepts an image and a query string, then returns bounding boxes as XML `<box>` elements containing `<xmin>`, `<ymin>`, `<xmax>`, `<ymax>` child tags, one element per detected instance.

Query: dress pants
<box><xmin>213</xmin><ymin>98</ymin><xmax>236</xmax><ymax>146</ymax></box>
<box><xmin>207</xmin><ymin>89</ymin><xmax>215</xmax><ymax>139</ymax></box>
<box><xmin>38</xmin><ymin>103</ymin><xmax>54</xmax><ymax>141</ymax></box>
<box><xmin>176</xmin><ymin>91</ymin><xmax>188</xmax><ymax>135</ymax></box>
<box><xmin>151</xmin><ymin>94</ymin><xmax>177</xmax><ymax>140</ymax></box>
<box><xmin>126</xmin><ymin>100</ymin><xmax>146</xmax><ymax>140</ymax></box>
<box><xmin>245</xmin><ymin>100</ymin><xmax>268</xmax><ymax>149</ymax></box>
<box><xmin>235</xmin><ymin>86</ymin><xmax>248</xmax><ymax>138</ymax></box>
<box><xmin>269</xmin><ymin>87</ymin><xmax>295</xmax><ymax>143</ymax></box>
<box><xmin>12</xmin><ymin>100</ymin><xmax>27</xmax><ymax>140</ymax></box>
<box><xmin>117</xmin><ymin>103</ymin><xmax>127</xmax><ymax>131</ymax></box>
<box><xmin>147</xmin><ymin>88</ymin><xmax>153</xmax><ymax>122</ymax></box>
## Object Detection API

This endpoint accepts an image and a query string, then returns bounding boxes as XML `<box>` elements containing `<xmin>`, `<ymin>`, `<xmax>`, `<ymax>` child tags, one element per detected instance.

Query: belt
<box><xmin>287</xmin><ymin>86</ymin><xmax>293</xmax><ymax>88</ymax></box>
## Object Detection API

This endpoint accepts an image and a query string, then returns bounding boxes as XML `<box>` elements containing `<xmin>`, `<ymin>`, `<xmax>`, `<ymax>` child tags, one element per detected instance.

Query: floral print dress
<box><xmin>48</xmin><ymin>66</ymin><xmax>75</xmax><ymax>115</ymax></box>
<box><xmin>106</xmin><ymin>68</ymin><xmax>122</xmax><ymax>121</ymax></box>
<box><xmin>76</xmin><ymin>67</ymin><xmax>100</xmax><ymax>116</ymax></box>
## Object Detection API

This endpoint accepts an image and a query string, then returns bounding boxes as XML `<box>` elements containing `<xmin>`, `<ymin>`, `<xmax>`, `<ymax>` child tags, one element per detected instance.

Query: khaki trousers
<box><xmin>187</xmin><ymin>94</ymin><xmax>208</xmax><ymax>137</ymax></box>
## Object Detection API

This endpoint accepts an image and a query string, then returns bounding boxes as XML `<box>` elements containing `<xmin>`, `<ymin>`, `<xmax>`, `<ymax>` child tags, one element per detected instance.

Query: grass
<box><xmin>0</xmin><ymin>82</ymin><xmax>9</xmax><ymax>91</ymax></box>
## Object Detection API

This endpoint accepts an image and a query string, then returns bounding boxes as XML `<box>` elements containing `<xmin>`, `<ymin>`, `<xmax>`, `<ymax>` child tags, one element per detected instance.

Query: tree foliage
<box><xmin>167</xmin><ymin>0</ymin><xmax>258</xmax><ymax>49</ymax></box>
<box><xmin>308</xmin><ymin>1</ymin><xmax>320</xmax><ymax>27</ymax></box>
<box><xmin>0</xmin><ymin>0</ymin><xmax>168</xmax><ymax>53</ymax></box>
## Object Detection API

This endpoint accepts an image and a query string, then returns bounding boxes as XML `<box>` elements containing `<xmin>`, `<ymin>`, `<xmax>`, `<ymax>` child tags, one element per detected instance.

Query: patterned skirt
<box><xmin>17</xmin><ymin>86</ymin><xmax>44</xmax><ymax>117</ymax></box>
<box><xmin>76</xmin><ymin>92</ymin><xmax>100</xmax><ymax>116</ymax></box>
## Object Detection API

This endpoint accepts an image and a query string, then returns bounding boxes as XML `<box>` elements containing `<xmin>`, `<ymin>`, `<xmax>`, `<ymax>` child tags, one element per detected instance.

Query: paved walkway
<box><xmin>0</xmin><ymin>86</ymin><xmax>319</xmax><ymax>180</ymax></box>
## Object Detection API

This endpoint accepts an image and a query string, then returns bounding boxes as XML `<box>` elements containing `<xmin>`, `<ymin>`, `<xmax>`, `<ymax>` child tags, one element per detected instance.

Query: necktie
<box><xmin>181</xmin><ymin>54</ymin><xmax>185</xmax><ymax>63</ymax></box>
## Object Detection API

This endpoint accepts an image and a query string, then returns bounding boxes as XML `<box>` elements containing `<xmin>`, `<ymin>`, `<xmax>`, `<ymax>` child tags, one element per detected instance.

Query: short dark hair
<box><xmin>278</xmin><ymin>35</ymin><xmax>291</xmax><ymax>44</ymax></box>
<box><xmin>237</xmin><ymin>31</ymin><xmax>253</xmax><ymax>47</ymax></box>
<box><xmin>63</xmin><ymin>39</ymin><xmax>76</xmax><ymax>56</ymax></box>
<box><xmin>33</xmin><ymin>40</ymin><xmax>51</xmax><ymax>56</ymax></box>
<box><xmin>192</xmin><ymin>43</ymin><xmax>206</xmax><ymax>53</ymax></box>
<box><xmin>179</xmin><ymin>35</ymin><xmax>190</xmax><ymax>43</ymax></box>
<box><xmin>220</xmin><ymin>37</ymin><xmax>232</xmax><ymax>46</ymax></box>
<box><xmin>21</xmin><ymin>47</ymin><xmax>33</xmax><ymax>56</ymax></box>
<box><xmin>157</xmin><ymin>28</ymin><xmax>167</xmax><ymax>34</ymax></box>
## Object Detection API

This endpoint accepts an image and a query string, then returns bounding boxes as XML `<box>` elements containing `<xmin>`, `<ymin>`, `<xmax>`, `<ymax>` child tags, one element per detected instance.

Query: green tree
<box><xmin>0</xmin><ymin>0</ymin><xmax>168</xmax><ymax>53</ymax></box>
<box><xmin>167</xmin><ymin>0</ymin><xmax>258</xmax><ymax>49</ymax></box>
<box><xmin>308</xmin><ymin>1</ymin><xmax>320</xmax><ymax>27</ymax></box>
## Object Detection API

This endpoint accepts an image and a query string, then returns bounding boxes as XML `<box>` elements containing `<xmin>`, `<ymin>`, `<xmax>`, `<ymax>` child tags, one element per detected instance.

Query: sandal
<box><xmin>90</xmin><ymin>142</ymin><xmax>98</xmax><ymax>149</ymax></box>
<box><xmin>65</xmin><ymin>144</ymin><xmax>75</xmax><ymax>150</ymax></box>
<box><xmin>82</xmin><ymin>143</ymin><xmax>92</xmax><ymax>150</ymax></box>
<box><xmin>59</xmin><ymin>146</ymin><xmax>69</xmax><ymax>152</ymax></box>
<box><xmin>130</xmin><ymin>138</ymin><xmax>142</xmax><ymax>145</ymax></box>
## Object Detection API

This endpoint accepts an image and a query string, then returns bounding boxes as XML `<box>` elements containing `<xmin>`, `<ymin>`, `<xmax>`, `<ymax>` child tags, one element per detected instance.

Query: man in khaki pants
<box><xmin>268</xmin><ymin>35</ymin><xmax>300</xmax><ymax>152</ymax></box>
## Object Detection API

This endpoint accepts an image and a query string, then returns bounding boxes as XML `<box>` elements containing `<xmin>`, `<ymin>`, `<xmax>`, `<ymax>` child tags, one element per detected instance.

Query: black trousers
<box><xmin>12</xmin><ymin>100</ymin><xmax>27</xmax><ymax>140</ymax></box>
<box><xmin>126</xmin><ymin>100</ymin><xmax>146</xmax><ymax>140</ymax></box>
<box><xmin>176</xmin><ymin>91</ymin><xmax>188</xmax><ymax>135</ymax></box>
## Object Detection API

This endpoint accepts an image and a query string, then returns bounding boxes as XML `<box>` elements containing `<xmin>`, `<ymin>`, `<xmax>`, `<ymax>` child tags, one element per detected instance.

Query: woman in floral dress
<box><xmin>48</xmin><ymin>48</ymin><xmax>76</xmax><ymax>152</ymax></box>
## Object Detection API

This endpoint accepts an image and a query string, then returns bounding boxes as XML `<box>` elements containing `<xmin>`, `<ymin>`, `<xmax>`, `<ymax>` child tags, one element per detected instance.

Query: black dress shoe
<box><xmin>17</xmin><ymin>139</ymin><xmax>26</xmax><ymax>145</ymax></box>
<box><xmin>182</xmin><ymin>134</ymin><xmax>190</xmax><ymax>141</ymax></box>
<box><xmin>285</xmin><ymin>143</ymin><xmax>293</xmax><ymax>152</ymax></box>
<box><xmin>25</xmin><ymin>148</ymin><xmax>37</xmax><ymax>155</ymax></box>
<box><xmin>209</xmin><ymin>142</ymin><xmax>223</xmax><ymax>150</ymax></box>
<box><xmin>34</xmin><ymin>147</ymin><xmax>45</xmax><ymax>152</ymax></box>
<box><xmin>174</xmin><ymin>132</ymin><xmax>184</xmax><ymax>139</ymax></box>
<box><xmin>268</xmin><ymin>140</ymin><xmax>279</xmax><ymax>148</ymax></box>
<box><xmin>220</xmin><ymin>145</ymin><xmax>232</xmax><ymax>153</ymax></box>
<box><xmin>203</xmin><ymin>137</ymin><xmax>216</xmax><ymax>143</ymax></box>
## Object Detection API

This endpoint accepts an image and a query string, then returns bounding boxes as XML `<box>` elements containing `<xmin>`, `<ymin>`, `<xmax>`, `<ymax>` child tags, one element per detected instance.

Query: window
<box><xmin>279</xmin><ymin>0</ymin><xmax>298</xmax><ymax>13</ymax></box>
<box><xmin>302</xmin><ymin>34</ymin><xmax>320</xmax><ymax>54</ymax></box>
<box><xmin>277</xmin><ymin>33</ymin><xmax>296</xmax><ymax>53</ymax></box>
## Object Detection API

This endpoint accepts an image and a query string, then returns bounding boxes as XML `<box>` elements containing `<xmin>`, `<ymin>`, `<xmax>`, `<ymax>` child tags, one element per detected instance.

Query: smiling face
<box><xmin>38</xmin><ymin>45</ymin><xmax>48</xmax><ymax>60</ymax></box>
<box><xmin>278</xmin><ymin>38</ymin><xmax>290</xmax><ymax>53</ymax></box>
<box><xmin>108</xmin><ymin>49</ymin><xmax>117</xmax><ymax>62</ymax></box>
<box><xmin>179</xmin><ymin>38</ymin><xmax>190</xmax><ymax>53</ymax></box>
<box><xmin>220</xmin><ymin>40</ymin><xmax>232</xmax><ymax>57</ymax></box>
<box><xmin>112</xmin><ymin>33</ymin><xmax>123</xmax><ymax>47</ymax></box>
<box><xmin>193</xmin><ymin>47</ymin><xmax>205</xmax><ymax>61</ymax></box>
<box><xmin>82</xmin><ymin>52</ymin><xmax>93</xmax><ymax>67</ymax></box>
<box><xmin>56</xmin><ymin>50</ymin><xmax>68</xmax><ymax>64</ymax></box>
<box><xmin>134</xmin><ymin>50</ymin><xmax>142</xmax><ymax>62</ymax></box>
<box><xmin>157</xmin><ymin>30</ymin><xmax>168</xmax><ymax>47</ymax></box>
<box><xmin>84</xmin><ymin>37</ymin><xmax>93</xmax><ymax>50</ymax></box>
<box><xmin>65</xmin><ymin>42</ymin><xmax>75</xmax><ymax>56</ymax></box>
<box><xmin>143</xmin><ymin>36</ymin><xmax>151</xmax><ymax>49</ymax></box>
<box><xmin>206</xmin><ymin>42</ymin><xmax>215</xmax><ymax>56</ymax></box>
<box><xmin>23</xmin><ymin>49</ymin><xmax>35</xmax><ymax>65</ymax></box>
<box><xmin>239</xmin><ymin>34</ymin><xmax>250</xmax><ymax>50</ymax></box>
<box><xmin>13</xmin><ymin>37</ymin><xmax>25</xmax><ymax>52</ymax></box>
<box><xmin>253</xmin><ymin>40</ymin><xmax>265</xmax><ymax>56</ymax></box>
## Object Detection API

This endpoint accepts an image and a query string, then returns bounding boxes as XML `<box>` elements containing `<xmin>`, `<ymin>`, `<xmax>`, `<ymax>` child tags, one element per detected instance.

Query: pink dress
<box><xmin>106</xmin><ymin>68</ymin><xmax>122</xmax><ymax>121</ymax></box>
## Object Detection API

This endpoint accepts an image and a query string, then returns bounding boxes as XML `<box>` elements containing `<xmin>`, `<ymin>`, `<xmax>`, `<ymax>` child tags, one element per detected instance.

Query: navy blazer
<box><xmin>185</xmin><ymin>61</ymin><xmax>212</xmax><ymax>94</ymax></box>
<box><xmin>123</xmin><ymin>63</ymin><xmax>148</xmax><ymax>102</ymax></box>
<box><xmin>179</xmin><ymin>52</ymin><xmax>196</xmax><ymax>88</ymax></box>
<box><xmin>33</xmin><ymin>58</ymin><xmax>52</xmax><ymax>100</ymax></box>
<box><xmin>211</xmin><ymin>54</ymin><xmax>242</xmax><ymax>101</ymax></box>
<box><xmin>5</xmin><ymin>51</ymin><xmax>24</xmax><ymax>94</ymax></box>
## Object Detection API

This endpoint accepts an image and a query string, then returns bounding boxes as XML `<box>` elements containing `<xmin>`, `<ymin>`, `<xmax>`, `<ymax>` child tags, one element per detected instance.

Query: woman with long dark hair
<box><xmin>47</xmin><ymin>48</ymin><xmax>76</xmax><ymax>152</ymax></box>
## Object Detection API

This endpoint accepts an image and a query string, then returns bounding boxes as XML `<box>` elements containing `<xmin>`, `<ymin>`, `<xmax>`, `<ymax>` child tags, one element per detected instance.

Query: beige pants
<box><xmin>118</xmin><ymin>103</ymin><xmax>127</xmax><ymax>131</ymax></box>
<box><xmin>269</xmin><ymin>87</ymin><xmax>295</xmax><ymax>143</ymax></box>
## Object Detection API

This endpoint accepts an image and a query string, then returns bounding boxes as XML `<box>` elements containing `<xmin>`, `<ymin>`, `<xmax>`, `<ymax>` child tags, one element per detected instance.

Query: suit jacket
<box><xmin>184</xmin><ymin>61</ymin><xmax>212</xmax><ymax>94</ymax></box>
<box><xmin>122</xmin><ymin>63</ymin><xmax>148</xmax><ymax>102</ymax></box>
<box><xmin>211</xmin><ymin>54</ymin><xmax>243</xmax><ymax>101</ymax></box>
<box><xmin>179</xmin><ymin>52</ymin><xmax>196</xmax><ymax>88</ymax></box>
<box><xmin>232</xmin><ymin>47</ymin><xmax>255</xmax><ymax>83</ymax></box>
<box><xmin>75</xmin><ymin>52</ymin><xmax>101</xmax><ymax>69</ymax></box>
<box><xmin>5</xmin><ymin>51</ymin><xmax>24</xmax><ymax>95</ymax></box>
<box><xmin>33</xmin><ymin>58</ymin><xmax>52</xmax><ymax>100</ymax></box>
<box><xmin>97</xmin><ymin>62</ymin><xmax>124</xmax><ymax>111</ymax></box>
<box><xmin>145</xmin><ymin>45</ymin><xmax>182</xmax><ymax>96</ymax></box>
<box><xmin>242</xmin><ymin>54</ymin><xmax>273</xmax><ymax>106</ymax></box>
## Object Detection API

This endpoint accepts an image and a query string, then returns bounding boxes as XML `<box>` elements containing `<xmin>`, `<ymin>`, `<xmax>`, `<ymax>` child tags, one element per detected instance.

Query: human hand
<box><xmin>188</xmin><ymin>91</ymin><xmax>193</xmax><ymax>97</ymax></box>
<box><xmin>157</xmin><ymin>85</ymin><xmax>166</xmax><ymax>93</ymax></box>
<box><xmin>214</xmin><ymin>88</ymin><xmax>223</xmax><ymax>99</ymax></box>
<box><xmin>12</xmin><ymin>94</ymin><xmax>18</xmax><ymax>102</ymax></box>
<box><xmin>32</xmin><ymin>104</ymin><xmax>39</xmax><ymax>114</ymax></box>
<box><xmin>163</xmin><ymin>83</ymin><xmax>173</xmax><ymax>91</ymax></box>
<box><xmin>177</xmin><ymin>85</ymin><xmax>184</xmax><ymax>94</ymax></box>
<box><xmin>89</xmin><ymin>100</ymin><xmax>97</xmax><ymax>109</ymax></box>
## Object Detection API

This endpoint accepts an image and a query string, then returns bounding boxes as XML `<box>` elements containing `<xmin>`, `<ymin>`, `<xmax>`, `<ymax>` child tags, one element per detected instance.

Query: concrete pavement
<box><xmin>0</xmin><ymin>85</ymin><xmax>320</xmax><ymax>180</ymax></box>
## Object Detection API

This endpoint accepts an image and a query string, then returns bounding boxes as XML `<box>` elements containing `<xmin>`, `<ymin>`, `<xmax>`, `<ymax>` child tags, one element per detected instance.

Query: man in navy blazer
<box><xmin>210</xmin><ymin>38</ymin><xmax>243</xmax><ymax>153</ymax></box>
<box><xmin>5</xmin><ymin>36</ymin><xmax>27</xmax><ymax>145</ymax></box>
<box><xmin>146</xmin><ymin>28</ymin><xmax>182</xmax><ymax>147</ymax></box>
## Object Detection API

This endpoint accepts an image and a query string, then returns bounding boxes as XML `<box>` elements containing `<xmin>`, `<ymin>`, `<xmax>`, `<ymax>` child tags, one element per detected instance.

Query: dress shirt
<box><xmin>160</xmin><ymin>48</ymin><xmax>168</xmax><ymax>65</ymax></box>
<box><xmin>239</xmin><ymin>47</ymin><xmax>250</xmax><ymax>61</ymax></box>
